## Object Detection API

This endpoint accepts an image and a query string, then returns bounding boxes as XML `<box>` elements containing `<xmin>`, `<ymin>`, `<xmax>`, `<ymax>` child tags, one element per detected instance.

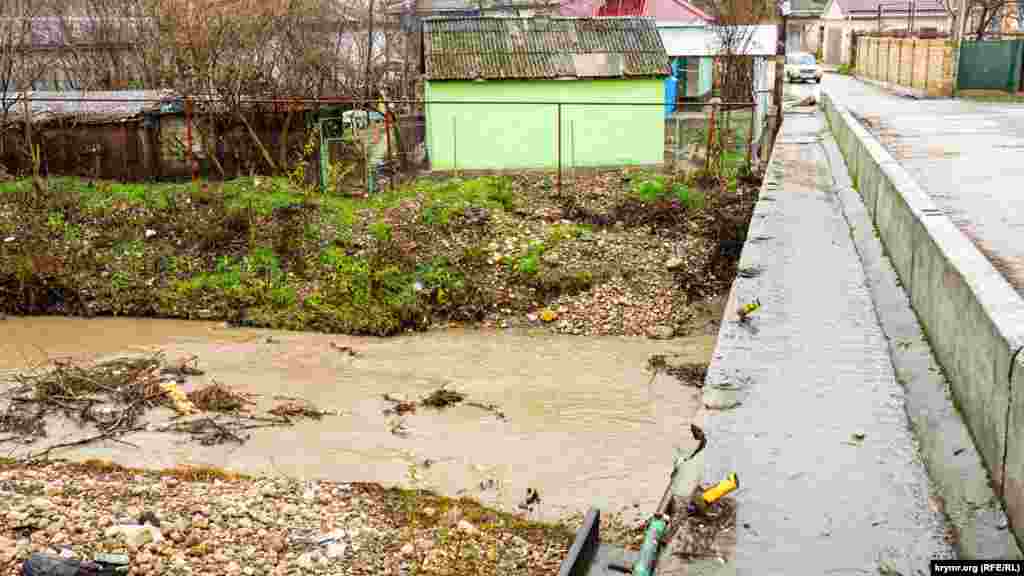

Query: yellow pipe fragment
<box><xmin>702</xmin><ymin>472</ymin><xmax>738</xmax><ymax>504</ymax></box>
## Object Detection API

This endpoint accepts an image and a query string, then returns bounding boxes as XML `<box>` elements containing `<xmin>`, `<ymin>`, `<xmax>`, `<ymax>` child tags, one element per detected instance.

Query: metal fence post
<box><xmin>556</xmin><ymin>103</ymin><xmax>562</xmax><ymax>197</ymax></box>
<box><xmin>747</xmin><ymin>103</ymin><xmax>756</xmax><ymax>166</ymax></box>
<box><xmin>185</xmin><ymin>96</ymin><xmax>196</xmax><ymax>185</ymax></box>
<box><xmin>571</xmin><ymin>119</ymin><xmax>576</xmax><ymax>192</ymax></box>
<box><xmin>676</xmin><ymin>116</ymin><xmax>683</xmax><ymax>167</ymax></box>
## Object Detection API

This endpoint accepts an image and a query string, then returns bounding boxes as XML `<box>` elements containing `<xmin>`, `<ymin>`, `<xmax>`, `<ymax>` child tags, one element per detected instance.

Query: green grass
<box><xmin>837</xmin><ymin>63</ymin><xmax>853</xmax><ymax>76</ymax></box>
<box><xmin>513</xmin><ymin>240</ymin><xmax>545</xmax><ymax>277</ymax></box>
<box><xmin>0</xmin><ymin>173</ymin><xmax>543</xmax><ymax>335</ymax></box>
<box><xmin>547</xmin><ymin>223</ymin><xmax>592</xmax><ymax>245</ymax></box>
<box><xmin>631</xmin><ymin>176</ymin><xmax>706</xmax><ymax>210</ymax></box>
<box><xmin>5</xmin><ymin>175</ymin><xmax>520</xmax><ymax>249</ymax></box>
<box><xmin>417</xmin><ymin>176</ymin><xmax>516</xmax><ymax>227</ymax></box>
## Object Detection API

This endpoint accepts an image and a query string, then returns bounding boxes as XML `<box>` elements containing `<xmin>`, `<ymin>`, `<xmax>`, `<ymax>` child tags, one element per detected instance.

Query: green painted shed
<box><xmin>422</xmin><ymin>16</ymin><xmax>670</xmax><ymax>171</ymax></box>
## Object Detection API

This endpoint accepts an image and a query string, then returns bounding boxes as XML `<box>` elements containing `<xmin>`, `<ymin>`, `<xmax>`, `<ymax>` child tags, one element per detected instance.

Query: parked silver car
<box><xmin>785</xmin><ymin>52</ymin><xmax>823</xmax><ymax>84</ymax></box>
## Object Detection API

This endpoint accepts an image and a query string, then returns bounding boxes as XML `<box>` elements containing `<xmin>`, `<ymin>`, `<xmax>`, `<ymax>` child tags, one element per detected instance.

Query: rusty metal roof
<box><xmin>1</xmin><ymin>90</ymin><xmax>177</xmax><ymax>125</ymax></box>
<box><xmin>423</xmin><ymin>16</ymin><xmax>670</xmax><ymax>80</ymax></box>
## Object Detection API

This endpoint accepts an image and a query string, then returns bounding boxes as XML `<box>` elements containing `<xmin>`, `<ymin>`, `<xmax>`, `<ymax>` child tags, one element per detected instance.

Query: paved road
<box><xmin>702</xmin><ymin>107</ymin><xmax>954</xmax><ymax>575</ymax></box>
<box><xmin>817</xmin><ymin>74</ymin><xmax>1024</xmax><ymax>294</ymax></box>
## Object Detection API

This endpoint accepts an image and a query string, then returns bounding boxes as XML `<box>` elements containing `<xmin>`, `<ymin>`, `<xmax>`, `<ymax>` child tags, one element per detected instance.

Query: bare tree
<box><xmin>0</xmin><ymin>0</ymin><xmax>51</xmax><ymax>174</ymax></box>
<box><xmin>940</xmin><ymin>0</ymin><xmax>1019</xmax><ymax>39</ymax></box>
<box><xmin>704</xmin><ymin>0</ymin><xmax>773</xmax><ymax>174</ymax></box>
<box><xmin>967</xmin><ymin>0</ymin><xmax>1011</xmax><ymax>37</ymax></box>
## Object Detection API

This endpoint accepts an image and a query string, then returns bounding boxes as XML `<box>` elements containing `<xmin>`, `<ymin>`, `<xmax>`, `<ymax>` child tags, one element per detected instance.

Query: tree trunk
<box><xmin>366</xmin><ymin>0</ymin><xmax>375</xmax><ymax>102</ymax></box>
<box><xmin>238</xmin><ymin>111</ymin><xmax>279</xmax><ymax>174</ymax></box>
<box><xmin>279</xmin><ymin>107</ymin><xmax>294</xmax><ymax>173</ymax></box>
<box><xmin>195</xmin><ymin>116</ymin><xmax>225</xmax><ymax>179</ymax></box>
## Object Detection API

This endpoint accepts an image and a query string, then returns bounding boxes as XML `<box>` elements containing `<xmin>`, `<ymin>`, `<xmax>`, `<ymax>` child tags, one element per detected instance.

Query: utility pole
<box><xmin>774</xmin><ymin>0</ymin><xmax>790</xmax><ymax>144</ymax></box>
<box><xmin>366</xmin><ymin>0</ymin><xmax>375</xmax><ymax>105</ymax></box>
<box><xmin>951</xmin><ymin>0</ymin><xmax>969</xmax><ymax>96</ymax></box>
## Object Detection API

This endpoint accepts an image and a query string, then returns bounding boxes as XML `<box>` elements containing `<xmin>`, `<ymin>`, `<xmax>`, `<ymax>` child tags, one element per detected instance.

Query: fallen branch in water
<box><xmin>19</xmin><ymin>425</ymin><xmax>147</xmax><ymax>462</ymax></box>
<box><xmin>268</xmin><ymin>400</ymin><xmax>330</xmax><ymax>422</ymax></box>
<box><xmin>160</xmin><ymin>416</ymin><xmax>250</xmax><ymax>446</ymax></box>
<box><xmin>466</xmin><ymin>401</ymin><xmax>507</xmax><ymax>421</ymax></box>
<box><xmin>381</xmin><ymin>388</ymin><xmax>507</xmax><ymax>422</ymax></box>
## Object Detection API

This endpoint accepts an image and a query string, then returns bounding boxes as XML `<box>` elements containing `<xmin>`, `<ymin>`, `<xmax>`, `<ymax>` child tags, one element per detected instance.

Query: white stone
<box><xmin>104</xmin><ymin>524</ymin><xmax>163</xmax><ymax>549</ymax></box>
<box><xmin>325</xmin><ymin>542</ymin><xmax>347</xmax><ymax>559</ymax></box>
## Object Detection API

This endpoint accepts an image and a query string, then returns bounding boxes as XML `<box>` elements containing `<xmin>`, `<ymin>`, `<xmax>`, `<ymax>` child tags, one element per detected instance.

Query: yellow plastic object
<box><xmin>702</xmin><ymin>473</ymin><xmax>739</xmax><ymax>504</ymax></box>
<box><xmin>159</xmin><ymin>381</ymin><xmax>198</xmax><ymax>415</ymax></box>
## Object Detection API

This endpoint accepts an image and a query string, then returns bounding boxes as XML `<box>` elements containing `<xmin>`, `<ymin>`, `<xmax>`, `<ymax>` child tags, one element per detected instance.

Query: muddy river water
<box><xmin>0</xmin><ymin>317</ymin><xmax>713</xmax><ymax>525</ymax></box>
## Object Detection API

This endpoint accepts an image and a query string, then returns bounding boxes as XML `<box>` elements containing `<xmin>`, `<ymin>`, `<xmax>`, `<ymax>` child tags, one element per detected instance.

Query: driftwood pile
<box><xmin>0</xmin><ymin>352</ymin><xmax>333</xmax><ymax>460</ymax></box>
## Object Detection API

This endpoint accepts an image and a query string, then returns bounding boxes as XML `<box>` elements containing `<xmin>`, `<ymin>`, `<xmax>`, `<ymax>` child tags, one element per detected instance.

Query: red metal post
<box><xmin>385</xmin><ymin>110</ymin><xmax>392</xmax><ymax>161</ymax></box>
<box><xmin>705</xmin><ymin>103</ymin><xmax>717</xmax><ymax>173</ymax></box>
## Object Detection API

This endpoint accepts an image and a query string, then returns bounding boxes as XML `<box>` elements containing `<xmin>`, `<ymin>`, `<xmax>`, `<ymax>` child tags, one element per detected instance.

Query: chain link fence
<box><xmin>3</xmin><ymin>95</ymin><xmax>769</xmax><ymax>196</ymax></box>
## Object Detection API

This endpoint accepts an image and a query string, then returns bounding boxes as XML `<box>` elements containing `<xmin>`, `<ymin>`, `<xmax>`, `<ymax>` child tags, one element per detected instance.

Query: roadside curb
<box><xmin>847</xmin><ymin>73</ymin><xmax>951</xmax><ymax>100</ymax></box>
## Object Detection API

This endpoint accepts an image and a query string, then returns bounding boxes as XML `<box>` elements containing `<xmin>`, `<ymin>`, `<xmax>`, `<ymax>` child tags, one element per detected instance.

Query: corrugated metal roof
<box><xmin>657</xmin><ymin>24</ymin><xmax>778</xmax><ymax>56</ymax></box>
<box><xmin>1</xmin><ymin>91</ymin><xmax>176</xmax><ymax>125</ymax></box>
<box><xmin>423</xmin><ymin>16</ymin><xmax>670</xmax><ymax>80</ymax></box>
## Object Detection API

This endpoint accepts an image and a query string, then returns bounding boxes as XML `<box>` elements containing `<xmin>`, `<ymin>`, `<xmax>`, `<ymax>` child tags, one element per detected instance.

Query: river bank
<box><xmin>0</xmin><ymin>169</ymin><xmax>755</xmax><ymax>337</ymax></box>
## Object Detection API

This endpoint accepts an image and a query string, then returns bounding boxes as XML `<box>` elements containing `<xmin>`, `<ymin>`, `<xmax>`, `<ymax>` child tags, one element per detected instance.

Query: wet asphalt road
<box><xmin>821</xmin><ymin>74</ymin><xmax>1024</xmax><ymax>295</ymax></box>
<box><xmin>700</xmin><ymin>105</ymin><xmax>955</xmax><ymax>575</ymax></box>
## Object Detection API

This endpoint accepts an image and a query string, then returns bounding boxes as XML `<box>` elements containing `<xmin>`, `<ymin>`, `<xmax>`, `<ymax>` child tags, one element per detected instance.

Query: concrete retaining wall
<box><xmin>821</xmin><ymin>87</ymin><xmax>1024</xmax><ymax>552</ymax></box>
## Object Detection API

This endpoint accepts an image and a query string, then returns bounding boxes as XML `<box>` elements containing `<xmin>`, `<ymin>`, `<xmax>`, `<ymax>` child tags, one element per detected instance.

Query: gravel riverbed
<box><xmin>0</xmin><ymin>460</ymin><xmax>643</xmax><ymax>576</ymax></box>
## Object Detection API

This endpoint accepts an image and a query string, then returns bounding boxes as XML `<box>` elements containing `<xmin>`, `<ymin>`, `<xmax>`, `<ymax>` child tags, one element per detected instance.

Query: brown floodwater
<box><xmin>0</xmin><ymin>316</ymin><xmax>713</xmax><ymax>526</ymax></box>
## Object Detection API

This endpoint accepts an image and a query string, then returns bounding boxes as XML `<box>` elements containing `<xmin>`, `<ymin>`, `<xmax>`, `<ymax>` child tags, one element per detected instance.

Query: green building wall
<box><xmin>424</xmin><ymin>78</ymin><xmax>665</xmax><ymax>170</ymax></box>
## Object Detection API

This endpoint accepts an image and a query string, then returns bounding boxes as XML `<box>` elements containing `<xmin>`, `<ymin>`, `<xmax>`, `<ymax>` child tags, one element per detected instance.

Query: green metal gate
<box><xmin>318</xmin><ymin>114</ymin><xmax>348</xmax><ymax>194</ymax></box>
<box><xmin>957</xmin><ymin>40</ymin><xmax>1024</xmax><ymax>92</ymax></box>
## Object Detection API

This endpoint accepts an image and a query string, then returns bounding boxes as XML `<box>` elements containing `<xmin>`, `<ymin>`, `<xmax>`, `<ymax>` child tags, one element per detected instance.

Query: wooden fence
<box><xmin>852</xmin><ymin>35</ymin><xmax>955</xmax><ymax>97</ymax></box>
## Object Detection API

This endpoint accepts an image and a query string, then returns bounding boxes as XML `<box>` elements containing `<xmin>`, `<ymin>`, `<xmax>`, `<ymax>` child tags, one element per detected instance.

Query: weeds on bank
<box><xmin>0</xmin><ymin>161</ymin><xmax>758</xmax><ymax>336</ymax></box>
<box><xmin>631</xmin><ymin>175</ymin><xmax>707</xmax><ymax>210</ymax></box>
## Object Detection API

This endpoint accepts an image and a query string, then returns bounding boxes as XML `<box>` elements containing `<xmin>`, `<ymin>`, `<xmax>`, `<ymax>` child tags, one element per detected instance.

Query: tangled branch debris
<box><xmin>158</xmin><ymin>416</ymin><xmax>266</xmax><ymax>446</ymax></box>
<box><xmin>381</xmin><ymin>388</ymin><xmax>506</xmax><ymax>421</ymax></box>
<box><xmin>188</xmin><ymin>381</ymin><xmax>256</xmax><ymax>413</ymax></box>
<box><xmin>381</xmin><ymin>393</ymin><xmax>417</xmax><ymax>415</ymax></box>
<box><xmin>1</xmin><ymin>354</ymin><xmax>173</xmax><ymax>439</ymax></box>
<box><xmin>0</xmin><ymin>353</ymin><xmax>334</xmax><ymax>458</ymax></box>
<box><xmin>646</xmin><ymin>355</ymin><xmax>709</xmax><ymax>388</ymax></box>
<box><xmin>421</xmin><ymin>388</ymin><xmax>466</xmax><ymax>409</ymax></box>
<box><xmin>268</xmin><ymin>400</ymin><xmax>330</xmax><ymax>421</ymax></box>
<box><xmin>671</xmin><ymin>496</ymin><xmax>736</xmax><ymax>561</ymax></box>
